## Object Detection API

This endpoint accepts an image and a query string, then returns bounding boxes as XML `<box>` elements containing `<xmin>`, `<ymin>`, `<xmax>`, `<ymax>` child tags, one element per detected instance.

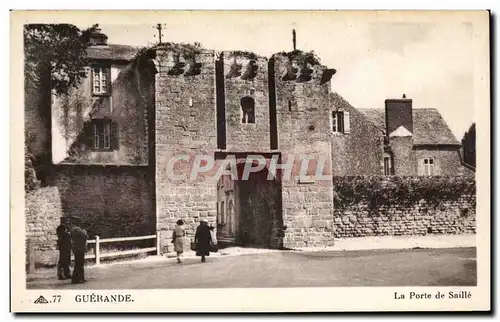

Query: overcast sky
<box><xmin>78</xmin><ymin>12</ymin><xmax>477</xmax><ymax>140</ymax></box>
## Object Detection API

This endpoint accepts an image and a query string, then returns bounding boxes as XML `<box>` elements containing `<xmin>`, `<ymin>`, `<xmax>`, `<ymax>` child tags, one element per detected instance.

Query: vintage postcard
<box><xmin>10</xmin><ymin>10</ymin><xmax>490</xmax><ymax>312</ymax></box>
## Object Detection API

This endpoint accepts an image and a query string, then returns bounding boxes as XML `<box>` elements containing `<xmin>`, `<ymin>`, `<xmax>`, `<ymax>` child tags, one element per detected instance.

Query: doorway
<box><xmin>216</xmin><ymin>153</ymin><xmax>284</xmax><ymax>249</ymax></box>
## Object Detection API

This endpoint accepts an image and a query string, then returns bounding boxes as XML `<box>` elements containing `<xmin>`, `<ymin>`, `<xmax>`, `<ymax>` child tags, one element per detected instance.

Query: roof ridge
<box><xmin>330</xmin><ymin>93</ymin><xmax>384</xmax><ymax>130</ymax></box>
<box><xmin>106</xmin><ymin>43</ymin><xmax>140</xmax><ymax>48</ymax></box>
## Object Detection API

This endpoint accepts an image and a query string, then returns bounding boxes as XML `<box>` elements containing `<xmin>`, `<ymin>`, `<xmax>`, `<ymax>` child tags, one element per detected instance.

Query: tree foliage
<box><xmin>25</xmin><ymin>150</ymin><xmax>41</xmax><ymax>193</ymax></box>
<box><xmin>24</xmin><ymin>23</ymin><xmax>99</xmax><ymax>189</ymax></box>
<box><xmin>461</xmin><ymin>123</ymin><xmax>476</xmax><ymax>168</ymax></box>
<box><xmin>24</xmin><ymin>23</ymin><xmax>99</xmax><ymax>96</ymax></box>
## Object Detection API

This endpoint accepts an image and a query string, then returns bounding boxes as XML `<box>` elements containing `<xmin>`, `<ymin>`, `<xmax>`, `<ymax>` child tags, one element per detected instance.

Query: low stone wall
<box><xmin>333</xmin><ymin>198</ymin><xmax>475</xmax><ymax>238</ymax></box>
<box><xmin>25</xmin><ymin>186</ymin><xmax>63</xmax><ymax>250</ymax></box>
<box><xmin>332</xmin><ymin>176</ymin><xmax>476</xmax><ymax>238</ymax></box>
<box><xmin>53</xmin><ymin>165</ymin><xmax>156</xmax><ymax>240</ymax></box>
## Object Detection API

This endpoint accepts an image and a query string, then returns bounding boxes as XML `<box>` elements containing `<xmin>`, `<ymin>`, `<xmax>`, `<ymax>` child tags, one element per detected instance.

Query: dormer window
<box><xmin>92</xmin><ymin>66</ymin><xmax>110</xmax><ymax>95</ymax></box>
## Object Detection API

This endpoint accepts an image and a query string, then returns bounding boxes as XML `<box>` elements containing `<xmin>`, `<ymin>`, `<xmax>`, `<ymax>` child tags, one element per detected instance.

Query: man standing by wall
<box><xmin>56</xmin><ymin>222</ymin><xmax>72</xmax><ymax>280</ymax></box>
<box><xmin>71</xmin><ymin>220</ymin><xmax>88</xmax><ymax>284</ymax></box>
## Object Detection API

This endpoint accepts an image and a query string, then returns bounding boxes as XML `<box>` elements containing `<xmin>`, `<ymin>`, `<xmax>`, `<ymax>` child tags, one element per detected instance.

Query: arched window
<box><xmin>240</xmin><ymin>96</ymin><xmax>255</xmax><ymax>124</ymax></box>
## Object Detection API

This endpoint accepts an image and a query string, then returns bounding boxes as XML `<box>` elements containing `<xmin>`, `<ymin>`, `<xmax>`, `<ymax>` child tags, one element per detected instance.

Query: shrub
<box><xmin>277</xmin><ymin>50</ymin><xmax>321</xmax><ymax>67</ymax></box>
<box><xmin>25</xmin><ymin>150</ymin><xmax>40</xmax><ymax>193</ymax></box>
<box><xmin>332</xmin><ymin>176</ymin><xmax>476</xmax><ymax>212</ymax></box>
<box><xmin>228</xmin><ymin>50</ymin><xmax>260</xmax><ymax>60</ymax></box>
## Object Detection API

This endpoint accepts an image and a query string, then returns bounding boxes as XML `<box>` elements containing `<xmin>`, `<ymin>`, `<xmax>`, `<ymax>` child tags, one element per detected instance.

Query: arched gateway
<box><xmin>216</xmin><ymin>156</ymin><xmax>284</xmax><ymax>249</ymax></box>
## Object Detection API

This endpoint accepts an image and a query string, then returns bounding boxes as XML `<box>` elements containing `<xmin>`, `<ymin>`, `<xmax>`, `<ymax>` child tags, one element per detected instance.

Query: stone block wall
<box><xmin>52</xmin><ymin>165</ymin><xmax>155</xmax><ymax>239</ymax></box>
<box><xmin>332</xmin><ymin>176</ymin><xmax>476</xmax><ymax>238</ymax></box>
<box><xmin>333</xmin><ymin>197</ymin><xmax>476</xmax><ymax>237</ymax></box>
<box><xmin>25</xmin><ymin>186</ymin><xmax>63</xmax><ymax>250</ymax></box>
<box><xmin>329</xmin><ymin>93</ymin><xmax>384</xmax><ymax>175</ymax></box>
<box><xmin>154</xmin><ymin>48</ymin><xmax>218</xmax><ymax>251</ymax></box>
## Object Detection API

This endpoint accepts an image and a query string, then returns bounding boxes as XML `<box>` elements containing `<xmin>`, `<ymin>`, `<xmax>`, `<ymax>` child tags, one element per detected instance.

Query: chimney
<box><xmin>385</xmin><ymin>94</ymin><xmax>413</xmax><ymax>136</ymax></box>
<box><xmin>89</xmin><ymin>28</ymin><xmax>108</xmax><ymax>46</ymax></box>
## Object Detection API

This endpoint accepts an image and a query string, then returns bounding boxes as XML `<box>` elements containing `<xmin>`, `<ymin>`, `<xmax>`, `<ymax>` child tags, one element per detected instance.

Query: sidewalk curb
<box><xmin>26</xmin><ymin>234</ymin><xmax>477</xmax><ymax>277</ymax></box>
<box><xmin>96</xmin><ymin>241</ymin><xmax>477</xmax><ymax>269</ymax></box>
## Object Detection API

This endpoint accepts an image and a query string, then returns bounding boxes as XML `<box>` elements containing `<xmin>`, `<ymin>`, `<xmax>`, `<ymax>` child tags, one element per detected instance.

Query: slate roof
<box><xmin>358</xmin><ymin>108</ymin><xmax>460</xmax><ymax>146</ymax></box>
<box><xmin>86</xmin><ymin>44</ymin><xmax>139</xmax><ymax>62</ymax></box>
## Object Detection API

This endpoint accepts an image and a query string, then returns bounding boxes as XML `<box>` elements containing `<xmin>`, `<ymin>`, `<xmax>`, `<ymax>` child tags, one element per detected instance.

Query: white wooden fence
<box><xmin>27</xmin><ymin>232</ymin><xmax>161</xmax><ymax>273</ymax></box>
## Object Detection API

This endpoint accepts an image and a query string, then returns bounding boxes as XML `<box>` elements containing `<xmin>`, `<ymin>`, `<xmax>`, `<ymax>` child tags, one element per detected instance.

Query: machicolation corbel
<box><xmin>320</xmin><ymin>69</ymin><xmax>337</xmax><ymax>85</ymax></box>
<box><xmin>240</xmin><ymin>60</ymin><xmax>259</xmax><ymax>80</ymax></box>
<box><xmin>226</xmin><ymin>60</ymin><xmax>243</xmax><ymax>79</ymax></box>
<box><xmin>168</xmin><ymin>53</ymin><xmax>186</xmax><ymax>76</ymax></box>
<box><xmin>281</xmin><ymin>61</ymin><xmax>298</xmax><ymax>81</ymax></box>
<box><xmin>184</xmin><ymin>56</ymin><xmax>202</xmax><ymax>76</ymax></box>
<box><xmin>296</xmin><ymin>66</ymin><xmax>314</xmax><ymax>83</ymax></box>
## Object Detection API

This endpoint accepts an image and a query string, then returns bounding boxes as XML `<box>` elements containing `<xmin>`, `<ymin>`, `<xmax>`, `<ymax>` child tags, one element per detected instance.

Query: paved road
<box><xmin>27</xmin><ymin>247</ymin><xmax>476</xmax><ymax>289</ymax></box>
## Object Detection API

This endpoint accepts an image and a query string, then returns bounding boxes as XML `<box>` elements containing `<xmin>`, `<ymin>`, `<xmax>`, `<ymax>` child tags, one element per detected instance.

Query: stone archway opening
<box><xmin>215</xmin><ymin>154</ymin><xmax>284</xmax><ymax>249</ymax></box>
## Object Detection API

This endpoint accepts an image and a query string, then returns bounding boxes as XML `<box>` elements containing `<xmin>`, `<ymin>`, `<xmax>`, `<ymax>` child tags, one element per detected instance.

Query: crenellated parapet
<box><xmin>224</xmin><ymin>51</ymin><xmax>267</xmax><ymax>81</ymax></box>
<box><xmin>152</xmin><ymin>43</ymin><xmax>214</xmax><ymax>78</ymax></box>
<box><xmin>272</xmin><ymin>51</ymin><xmax>336</xmax><ymax>85</ymax></box>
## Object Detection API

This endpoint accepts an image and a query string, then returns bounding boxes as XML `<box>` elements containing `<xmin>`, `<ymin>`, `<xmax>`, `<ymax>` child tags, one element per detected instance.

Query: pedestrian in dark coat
<box><xmin>56</xmin><ymin>224</ymin><xmax>72</xmax><ymax>280</ymax></box>
<box><xmin>195</xmin><ymin>220</ymin><xmax>212</xmax><ymax>263</ymax></box>
<box><xmin>70</xmin><ymin>224</ymin><xmax>88</xmax><ymax>284</ymax></box>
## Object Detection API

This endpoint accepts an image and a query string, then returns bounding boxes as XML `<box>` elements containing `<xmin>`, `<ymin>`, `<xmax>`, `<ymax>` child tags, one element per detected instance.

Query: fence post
<box><xmin>156</xmin><ymin>231</ymin><xmax>161</xmax><ymax>256</ymax></box>
<box><xmin>95</xmin><ymin>235</ymin><xmax>100</xmax><ymax>265</ymax></box>
<box><xmin>27</xmin><ymin>239</ymin><xmax>36</xmax><ymax>274</ymax></box>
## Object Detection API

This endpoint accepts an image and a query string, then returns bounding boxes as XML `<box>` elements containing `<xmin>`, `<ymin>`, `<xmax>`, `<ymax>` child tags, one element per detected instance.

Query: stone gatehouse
<box><xmin>152</xmin><ymin>46</ymin><xmax>336</xmax><ymax>250</ymax></box>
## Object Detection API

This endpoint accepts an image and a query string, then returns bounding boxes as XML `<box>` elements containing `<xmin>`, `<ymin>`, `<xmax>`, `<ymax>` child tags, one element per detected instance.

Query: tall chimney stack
<box><xmin>385</xmin><ymin>94</ymin><xmax>413</xmax><ymax>136</ymax></box>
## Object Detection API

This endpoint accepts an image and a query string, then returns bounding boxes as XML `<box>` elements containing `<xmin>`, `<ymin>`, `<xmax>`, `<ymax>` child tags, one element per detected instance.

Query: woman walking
<box><xmin>172</xmin><ymin>219</ymin><xmax>187</xmax><ymax>263</ymax></box>
<box><xmin>194</xmin><ymin>220</ymin><xmax>212</xmax><ymax>263</ymax></box>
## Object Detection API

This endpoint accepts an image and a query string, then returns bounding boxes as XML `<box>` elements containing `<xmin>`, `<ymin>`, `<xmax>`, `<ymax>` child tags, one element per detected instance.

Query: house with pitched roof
<box><xmin>348</xmin><ymin>94</ymin><xmax>472</xmax><ymax>176</ymax></box>
<box><xmin>328</xmin><ymin>92</ymin><xmax>473</xmax><ymax>176</ymax></box>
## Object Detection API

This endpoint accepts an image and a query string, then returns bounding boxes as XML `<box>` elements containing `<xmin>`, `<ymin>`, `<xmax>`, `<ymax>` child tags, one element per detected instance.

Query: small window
<box><xmin>423</xmin><ymin>157</ymin><xmax>435</xmax><ymax>176</ymax></box>
<box><xmin>384</xmin><ymin>155</ymin><xmax>393</xmax><ymax>175</ymax></box>
<box><xmin>241</xmin><ymin>96</ymin><xmax>255</xmax><ymax>124</ymax></box>
<box><xmin>93</xmin><ymin>120</ymin><xmax>111</xmax><ymax>150</ymax></box>
<box><xmin>331</xmin><ymin>111</ymin><xmax>350</xmax><ymax>133</ymax></box>
<box><xmin>88</xmin><ymin>119</ymin><xmax>117</xmax><ymax>151</ymax></box>
<box><xmin>92</xmin><ymin>66</ymin><xmax>110</xmax><ymax>95</ymax></box>
<box><xmin>331</xmin><ymin>111</ymin><xmax>344</xmax><ymax>133</ymax></box>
